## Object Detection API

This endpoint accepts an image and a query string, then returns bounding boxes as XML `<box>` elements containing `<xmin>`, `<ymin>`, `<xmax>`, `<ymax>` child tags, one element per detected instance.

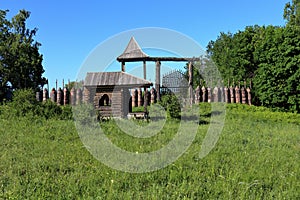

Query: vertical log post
<box><xmin>207</xmin><ymin>87</ymin><xmax>211</xmax><ymax>103</ymax></box>
<box><xmin>224</xmin><ymin>87</ymin><xmax>229</xmax><ymax>103</ymax></box>
<box><xmin>129</xmin><ymin>93</ymin><xmax>132</xmax><ymax>113</ymax></box>
<box><xmin>76</xmin><ymin>88</ymin><xmax>82</xmax><ymax>105</ymax></box>
<box><xmin>63</xmin><ymin>87</ymin><xmax>69</xmax><ymax>105</ymax></box>
<box><xmin>43</xmin><ymin>88</ymin><xmax>49</xmax><ymax>102</ymax></box>
<box><xmin>213</xmin><ymin>87</ymin><xmax>219</xmax><ymax>102</ymax></box>
<box><xmin>83</xmin><ymin>87</ymin><xmax>90</xmax><ymax>103</ymax></box>
<box><xmin>131</xmin><ymin>89</ymin><xmax>137</xmax><ymax>108</ymax></box>
<box><xmin>235</xmin><ymin>86</ymin><xmax>241</xmax><ymax>103</ymax></box>
<box><xmin>138</xmin><ymin>88</ymin><xmax>143</xmax><ymax>107</ymax></box>
<box><xmin>241</xmin><ymin>87</ymin><xmax>246</xmax><ymax>104</ymax></box>
<box><xmin>122</xmin><ymin>88</ymin><xmax>130</xmax><ymax>117</ymax></box>
<box><xmin>155</xmin><ymin>60</ymin><xmax>161</xmax><ymax>101</ymax></box>
<box><xmin>70</xmin><ymin>88</ymin><xmax>76</xmax><ymax>106</ymax></box>
<box><xmin>230</xmin><ymin>86</ymin><xmax>235</xmax><ymax>103</ymax></box>
<box><xmin>57</xmin><ymin>87</ymin><xmax>63</xmax><ymax>106</ymax></box>
<box><xmin>121</xmin><ymin>62</ymin><xmax>125</xmax><ymax>72</ymax></box>
<box><xmin>50</xmin><ymin>88</ymin><xmax>57</xmax><ymax>103</ymax></box>
<box><xmin>202</xmin><ymin>86</ymin><xmax>207</xmax><ymax>102</ymax></box>
<box><xmin>150</xmin><ymin>88</ymin><xmax>156</xmax><ymax>104</ymax></box>
<box><xmin>246</xmin><ymin>87</ymin><xmax>252</xmax><ymax>105</ymax></box>
<box><xmin>144</xmin><ymin>88</ymin><xmax>149</xmax><ymax>115</ymax></box>
<box><xmin>220</xmin><ymin>87</ymin><xmax>224</xmax><ymax>102</ymax></box>
<box><xmin>188</xmin><ymin>62</ymin><xmax>194</xmax><ymax>105</ymax></box>
<box><xmin>143</xmin><ymin>60</ymin><xmax>147</xmax><ymax>80</ymax></box>
<box><xmin>134</xmin><ymin>89</ymin><xmax>138</xmax><ymax>107</ymax></box>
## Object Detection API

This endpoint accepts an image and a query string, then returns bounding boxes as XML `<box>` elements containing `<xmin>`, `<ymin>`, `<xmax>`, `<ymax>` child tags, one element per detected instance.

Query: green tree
<box><xmin>183</xmin><ymin>58</ymin><xmax>204</xmax><ymax>89</ymax></box>
<box><xmin>204</xmin><ymin>1</ymin><xmax>300</xmax><ymax>112</ymax></box>
<box><xmin>206</xmin><ymin>32</ymin><xmax>234</xmax><ymax>81</ymax></box>
<box><xmin>183</xmin><ymin>56</ymin><xmax>223</xmax><ymax>90</ymax></box>
<box><xmin>0</xmin><ymin>9</ymin><xmax>46</xmax><ymax>100</ymax></box>
<box><xmin>206</xmin><ymin>26</ymin><xmax>261</xmax><ymax>84</ymax></box>
<box><xmin>65</xmin><ymin>80</ymin><xmax>84</xmax><ymax>90</ymax></box>
<box><xmin>284</xmin><ymin>0</ymin><xmax>300</xmax><ymax>26</ymax></box>
<box><xmin>253</xmin><ymin>25</ymin><xmax>300</xmax><ymax>112</ymax></box>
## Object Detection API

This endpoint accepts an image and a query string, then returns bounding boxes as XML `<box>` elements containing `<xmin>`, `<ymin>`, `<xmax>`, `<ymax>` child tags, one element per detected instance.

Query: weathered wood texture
<box><xmin>85</xmin><ymin>72</ymin><xmax>152</xmax><ymax>88</ymax></box>
<box><xmin>117</xmin><ymin>37</ymin><xmax>149</xmax><ymax>60</ymax></box>
<box><xmin>38</xmin><ymin>85</ymin><xmax>252</xmax><ymax>106</ymax></box>
<box><xmin>155</xmin><ymin>61</ymin><xmax>161</xmax><ymax>101</ymax></box>
<box><xmin>188</xmin><ymin>62</ymin><xmax>194</xmax><ymax>105</ymax></box>
<box><xmin>117</xmin><ymin>37</ymin><xmax>200</xmax><ymax>62</ymax></box>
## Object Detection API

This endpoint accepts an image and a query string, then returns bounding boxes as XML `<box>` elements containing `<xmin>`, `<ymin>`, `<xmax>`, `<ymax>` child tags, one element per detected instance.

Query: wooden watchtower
<box><xmin>117</xmin><ymin>37</ymin><xmax>200</xmax><ymax>102</ymax></box>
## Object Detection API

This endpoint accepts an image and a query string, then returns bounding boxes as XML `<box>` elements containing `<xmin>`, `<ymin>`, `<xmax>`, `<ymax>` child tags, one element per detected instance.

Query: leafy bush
<box><xmin>60</xmin><ymin>105</ymin><xmax>73</xmax><ymax>120</ymax></box>
<box><xmin>0</xmin><ymin>89</ymin><xmax>73</xmax><ymax>120</ymax></box>
<box><xmin>41</xmin><ymin>100</ymin><xmax>73</xmax><ymax>120</ymax></box>
<box><xmin>1</xmin><ymin>89</ymin><xmax>40</xmax><ymax>117</ymax></box>
<box><xmin>159</xmin><ymin>94</ymin><xmax>181</xmax><ymax>119</ymax></box>
<box><xmin>41</xmin><ymin>100</ymin><xmax>63</xmax><ymax>119</ymax></box>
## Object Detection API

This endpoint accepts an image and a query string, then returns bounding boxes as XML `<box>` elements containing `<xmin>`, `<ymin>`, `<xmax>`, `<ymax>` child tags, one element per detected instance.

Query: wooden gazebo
<box><xmin>117</xmin><ymin>37</ymin><xmax>200</xmax><ymax>101</ymax></box>
<box><xmin>83</xmin><ymin>37</ymin><xmax>199</xmax><ymax>118</ymax></box>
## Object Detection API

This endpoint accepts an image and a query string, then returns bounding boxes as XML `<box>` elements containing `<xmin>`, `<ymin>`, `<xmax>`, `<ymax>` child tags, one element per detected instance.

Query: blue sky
<box><xmin>1</xmin><ymin>0</ymin><xmax>286</xmax><ymax>89</ymax></box>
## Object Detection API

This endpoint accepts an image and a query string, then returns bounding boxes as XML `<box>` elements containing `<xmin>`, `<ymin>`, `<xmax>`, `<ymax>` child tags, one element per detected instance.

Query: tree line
<box><xmin>205</xmin><ymin>0</ymin><xmax>300</xmax><ymax>112</ymax></box>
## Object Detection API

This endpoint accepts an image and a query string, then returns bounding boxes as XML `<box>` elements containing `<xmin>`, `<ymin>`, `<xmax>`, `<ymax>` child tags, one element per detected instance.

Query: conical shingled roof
<box><xmin>117</xmin><ymin>37</ymin><xmax>149</xmax><ymax>60</ymax></box>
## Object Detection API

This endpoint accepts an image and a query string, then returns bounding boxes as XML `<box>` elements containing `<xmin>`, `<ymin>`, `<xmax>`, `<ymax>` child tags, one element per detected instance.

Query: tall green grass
<box><xmin>0</xmin><ymin>104</ymin><xmax>299</xmax><ymax>199</ymax></box>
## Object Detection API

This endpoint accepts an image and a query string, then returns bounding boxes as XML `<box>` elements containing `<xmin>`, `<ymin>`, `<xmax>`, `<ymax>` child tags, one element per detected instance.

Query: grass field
<box><xmin>0</xmin><ymin>104</ymin><xmax>299</xmax><ymax>199</ymax></box>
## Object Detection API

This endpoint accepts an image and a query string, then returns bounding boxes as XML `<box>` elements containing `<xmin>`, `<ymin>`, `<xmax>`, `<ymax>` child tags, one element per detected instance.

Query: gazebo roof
<box><xmin>84</xmin><ymin>71</ymin><xmax>153</xmax><ymax>87</ymax></box>
<box><xmin>117</xmin><ymin>37</ymin><xmax>200</xmax><ymax>62</ymax></box>
<box><xmin>117</xmin><ymin>37</ymin><xmax>149</xmax><ymax>60</ymax></box>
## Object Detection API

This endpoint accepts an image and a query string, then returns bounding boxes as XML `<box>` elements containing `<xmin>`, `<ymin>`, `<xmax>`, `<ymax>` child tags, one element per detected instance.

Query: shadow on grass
<box><xmin>200</xmin><ymin>110</ymin><xmax>224</xmax><ymax>118</ymax></box>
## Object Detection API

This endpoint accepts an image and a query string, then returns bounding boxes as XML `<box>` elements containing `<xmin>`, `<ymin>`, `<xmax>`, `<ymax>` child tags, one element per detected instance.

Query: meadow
<box><xmin>0</xmin><ymin>103</ymin><xmax>299</xmax><ymax>199</ymax></box>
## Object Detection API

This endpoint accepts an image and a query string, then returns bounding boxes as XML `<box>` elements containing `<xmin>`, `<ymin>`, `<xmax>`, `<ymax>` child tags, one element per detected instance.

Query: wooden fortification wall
<box><xmin>36</xmin><ymin>84</ymin><xmax>252</xmax><ymax>106</ymax></box>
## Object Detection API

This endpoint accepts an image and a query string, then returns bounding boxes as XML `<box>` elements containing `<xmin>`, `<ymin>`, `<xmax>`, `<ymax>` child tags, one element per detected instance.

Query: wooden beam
<box><xmin>121</xmin><ymin>62</ymin><xmax>125</xmax><ymax>72</ymax></box>
<box><xmin>143</xmin><ymin>60</ymin><xmax>146</xmax><ymax>79</ymax></box>
<box><xmin>117</xmin><ymin>56</ymin><xmax>200</xmax><ymax>62</ymax></box>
